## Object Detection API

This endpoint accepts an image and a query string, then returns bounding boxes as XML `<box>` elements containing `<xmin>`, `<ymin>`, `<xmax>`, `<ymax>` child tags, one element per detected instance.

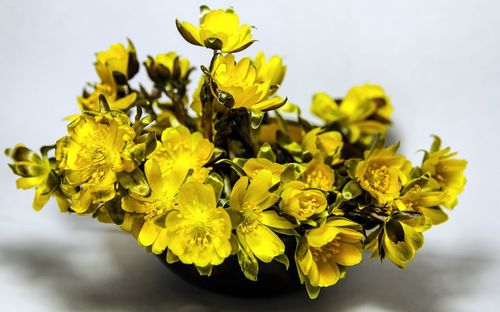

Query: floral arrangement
<box><xmin>5</xmin><ymin>6</ymin><xmax>467</xmax><ymax>299</ymax></box>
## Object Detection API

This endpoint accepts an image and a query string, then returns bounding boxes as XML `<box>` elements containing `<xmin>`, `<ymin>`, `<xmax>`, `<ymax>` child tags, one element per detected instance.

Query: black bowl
<box><xmin>160</xmin><ymin>237</ymin><xmax>303</xmax><ymax>297</ymax></box>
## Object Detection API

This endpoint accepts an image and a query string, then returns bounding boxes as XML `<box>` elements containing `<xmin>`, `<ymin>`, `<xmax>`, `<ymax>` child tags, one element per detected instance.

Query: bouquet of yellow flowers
<box><xmin>5</xmin><ymin>6</ymin><xmax>467</xmax><ymax>299</ymax></box>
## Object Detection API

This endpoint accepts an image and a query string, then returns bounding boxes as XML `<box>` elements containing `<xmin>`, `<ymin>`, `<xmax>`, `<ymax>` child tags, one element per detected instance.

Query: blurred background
<box><xmin>0</xmin><ymin>0</ymin><xmax>498</xmax><ymax>311</ymax></box>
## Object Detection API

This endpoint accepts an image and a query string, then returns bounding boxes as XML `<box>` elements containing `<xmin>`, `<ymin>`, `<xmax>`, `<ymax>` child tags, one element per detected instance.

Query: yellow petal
<box><xmin>315</xmin><ymin>260</ymin><xmax>340</xmax><ymax>287</ymax></box>
<box><xmin>307</xmin><ymin>223</ymin><xmax>340</xmax><ymax>248</ymax></box>
<box><xmin>240</xmin><ymin>224</ymin><xmax>284</xmax><ymax>263</ymax></box>
<box><xmin>151</xmin><ymin>228</ymin><xmax>168</xmax><ymax>255</ymax></box>
<box><xmin>332</xmin><ymin>242</ymin><xmax>362</xmax><ymax>266</ymax></box>
<box><xmin>229</xmin><ymin>176</ymin><xmax>249</xmax><ymax>212</ymax></box>
<box><xmin>145</xmin><ymin>159</ymin><xmax>162</xmax><ymax>195</ymax></box>
<box><xmin>261</xmin><ymin>210</ymin><xmax>296</xmax><ymax>229</ymax></box>
<box><xmin>138</xmin><ymin>220</ymin><xmax>160</xmax><ymax>247</ymax></box>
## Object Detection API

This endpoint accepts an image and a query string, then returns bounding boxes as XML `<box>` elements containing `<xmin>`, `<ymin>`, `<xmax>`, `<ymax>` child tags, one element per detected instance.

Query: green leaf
<box><xmin>117</xmin><ymin>168</ymin><xmax>151</xmax><ymax>197</ymax></box>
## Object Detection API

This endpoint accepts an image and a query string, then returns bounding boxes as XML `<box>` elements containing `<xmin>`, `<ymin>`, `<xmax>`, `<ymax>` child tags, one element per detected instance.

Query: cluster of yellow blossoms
<box><xmin>6</xmin><ymin>6</ymin><xmax>467</xmax><ymax>299</ymax></box>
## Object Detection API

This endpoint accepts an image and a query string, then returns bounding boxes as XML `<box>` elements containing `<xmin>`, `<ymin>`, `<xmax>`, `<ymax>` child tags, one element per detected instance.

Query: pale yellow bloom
<box><xmin>149</xmin><ymin>125</ymin><xmax>214</xmax><ymax>182</ymax></box>
<box><xmin>366</xmin><ymin>212</ymin><xmax>431</xmax><ymax>268</ymax></box>
<box><xmin>176</xmin><ymin>7</ymin><xmax>255</xmax><ymax>53</ymax></box>
<box><xmin>56</xmin><ymin>111</ymin><xmax>138</xmax><ymax>213</ymax></box>
<box><xmin>165</xmin><ymin>182</ymin><xmax>232</xmax><ymax>267</ymax></box>
<box><xmin>121</xmin><ymin>159</ymin><xmax>187</xmax><ymax>254</ymax></box>
<box><xmin>95</xmin><ymin>41</ymin><xmax>138</xmax><ymax>86</ymax></box>
<box><xmin>302</xmin><ymin>128</ymin><xmax>343</xmax><ymax>165</ymax></box>
<box><xmin>422</xmin><ymin>145</ymin><xmax>467</xmax><ymax>209</ymax></box>
<box><xmin>253</xmin><ymin>51</ymin><xmax>286</xmax><ymax>91</ymax></box>
<box><xmin>394</xmin><ymin>185</ymin><xmax>447</xmax><ymax>225</ymax></box>
<box><xmin>311</xmin><ymin>85</ymin><xmax>392</xmax><ymax>143</ymax></box>
<box><xmin>302</xmin><ymin>155</ymin><xmax>335</xmax><ymax>191</ymax></box>
<box><xmin>5</xmin><ymin>145</ymin><xmax>69</xmax><ymax>211</ymax></box>
<box><xmin>211</xmin><ymin>54</ymin><xmax>287</xmax><ymax>112</ymax></box>
<box><xmin>296</xmin><ymin>218</ymin><xmax>363</xmax><ymax>298</ymax></box>
<box><xmin>280</xmin><ymin>181</ymin><xmax>327</xmax><ymax>222</ymax></box>
<box><xmin>145</xmin><ymin>51</ymin><xmax>191</xmax><ymax>85</ymax></box>
<box><xmin>228</xmin><ymin>170</ymin><xmax>294</xmax><ymax>263</ymax></box>
<box><xmin>355</xmin><ymin>145</ymin><xmax>406</xmax><ymax>204</ymax></box>
<box><xmin>242</xmin><ymin>158</ymin><xmax>286</xmax><ymax>184</ymax></box>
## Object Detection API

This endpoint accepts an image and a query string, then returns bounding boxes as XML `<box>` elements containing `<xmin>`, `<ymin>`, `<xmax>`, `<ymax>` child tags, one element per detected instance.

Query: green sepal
<box><xmin>134</xmin><ymin>133</ymin><xmax>157</xmax><ymax>157</ymax></box>
<box><xmin>305</xmin><ymin>280</ymin><xmax>320</xmax><ymax>299</ymax></box>
<box><xmin>342</xmin><ymin>180</ymin><xmax>362</xmax><ymax>200</ymax></box>
<box><xmin>195</xmin><ymin>265</ymin><xmax>213</xmax><ymax>276</ymax></box>
<box><xmin>430</xmin><ymin>135</ymin><xmax>442</xmax><ymax>153</ymax></box>
<box><xmin>230</xmin><ymin>234</ymin><xmax>239</xmax><ymax>255</ymax></box>
<box><xmin>166</xmin><ymin>249</ymin><xmax>179</xmax><ymax>264</ymax></box>
<box><xmin>344</xmin><ymin>158</ymin><xmax>360</xmax><ymax>179</ymax></box>
<box><xmin>401</xmin><ymin>173</ymin><xmax>430</xmax><ymax>195</ymax></box>
<box><xmin>237</xmin><ymin>243</ymin><xmax>259</xmax><ymax>281</ymax></box>
<box><xmin>256</xmin><ymin>142</ymin><xmax>276</xmax><ymax>162</ymax></box>
<box><xmin>215</xmin><ymin>159</ymin><xmax>246</xmax><ymax>177</ymax></box>
<box><xmin>207</xmin><ymin>172</ymin><xmax>224</xmax><ymax>200</ymax></box>
<box><xmin>227</xmin><ymin>208</ymin><xmax>243</xmax><ymax>228</ymax></box>
<box><xmin>249</xmin><ymin>109</ymin><xmax>265</xmax><ymax>129</ymax></box>
<box><xmin>274</xmin><ymin>253</ymin><xmax>290</xmax><ymax>270</ymax></box>
<box><xmin>117</xmin><ymin>168</ymin><xmax>151</xmax><ymax>197</ymax></box>
<box><xmin>102</xmin><ymin>196</ymin><xmax>124</xmax><ymax>225</ymax></box>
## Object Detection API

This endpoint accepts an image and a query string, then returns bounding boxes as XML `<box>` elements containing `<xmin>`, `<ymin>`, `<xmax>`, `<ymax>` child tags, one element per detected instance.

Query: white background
<box><xmin>0</xmin><ymin>0</ymin><xmax>499</xmax><ymax>311</ymax></box>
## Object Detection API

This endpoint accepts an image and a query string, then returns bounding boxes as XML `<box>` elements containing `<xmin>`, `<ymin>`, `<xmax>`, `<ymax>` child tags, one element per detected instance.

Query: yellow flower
<box><xmin>165</xmin><ymin>182</ymin><xmax>232</xmax><ymax>268</ymax></box>
<box><xmin>254</xmin><ymin>52</ymin><xmax>286</xmax><ymax>91</ymax></box>
<box><xmin>394</xmin><ymin>185</ymin><xmax>447</xmax><ymax>225</ymax></box>
<box><xmin>149</xmin><ymin>125</ymin><xmax>214</xmax><ymax>182</ymax></box>
<box><xmin>78</xmin><ymin>86</ymin><xmax>137</xmax><ymax>111</ymax></box>
<box><xmin>145</xmin><ymin>51</ymin><xmax>191</xmax><ymax>85</ymax></box>
<box><xmin>211</xmin><ymin>54</ymin><xmax>287</xmax><ymax>112</ymax></box>
<box><xmin>296</xmin><ymin>218</ymin><xmax>364</xmax><ymax>298</ymax></box>
<box><xmin>280</xmin><ymin>181</ymin><xmax>327</xmax><ymax>222</ymax></box>
<box><xmin>176</xmin><ymin>7</ymin><xmax>255</xmax><ymax>53</ymax></box>
<box><xmin>242</xmin><ymin>157</ymin><xmax>286</xmax><ymax>184</ymax></box>
<box><xmin>80</xmin><ymin>40</ymin><xmax>139</xmax><ymax>112</ymax></box>
<box><xmin>228</xmin><ymin>170</ymin><xmax>294</xmax><ymax>263</ymax></box>
<box><xmin>422</xmin><ymin>140</ymin><xmax>467</xmax><ymax>209</ymax></box>
<box><xmin>302</xmin><ymin>155</ymin><xmax>335</xmax><ymax>191</ymax></box>
<box><xmin>311</xmin><ymin>85</ymin><xmax>392</xmax><ymax>143</ymax></box>
<box><xmin>367</xmin><ymin>212</ymin><xmax>431</xmax><ymax>268</ymax></box>
<box><xmin>95</xmin><ymin>40</ymin><xmax>139</xmax><ymax>86</ymax></box>
<box><xmin>302</xmin><ymin>128</ymin><xmax>343</xmax><ymax>165</ymax></box>
<box><xmin>355</xmin><ymin>145</ymin><xmax>406</xmax><ymax>204</ymax></box>
<box><xmin>122</xmin><ymin>159</ymin><xmax>187</xmax><ymax>254</ymax></box>
<box><xmin>5</xmin><ymin>145</ymin><xmax>69</xmax><ymax>211</ymax></box>
<box><xmin>56</xmin><ymin>111</ymin><xmax>139</xmax><ymax>213</ymax></box>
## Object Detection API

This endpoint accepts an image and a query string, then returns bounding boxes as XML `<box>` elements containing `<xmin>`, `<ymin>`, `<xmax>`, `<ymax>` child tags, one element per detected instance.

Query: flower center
<box><xmin>311</xmin><ymin>237</ymin><xmax>342</xmax><ymax>262</ymax></box>
<box><xmin>366</xmin><ymin>165</ymin><xmax>390</xmax><ymax>192</ymax></box>
<box><xmin>305</xmin><ymin>169</ymin><xmax>331</xmax><ymax>190</ymax></box>
<box><xmin>299</xmin><ymin>195</ymin><xmax>320</xmax><ymax>217</ymax></box>
<box><xmin>239</xmin><ymin>205</ymin><xmax>262</xmax><ymax>234</ymax></box>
